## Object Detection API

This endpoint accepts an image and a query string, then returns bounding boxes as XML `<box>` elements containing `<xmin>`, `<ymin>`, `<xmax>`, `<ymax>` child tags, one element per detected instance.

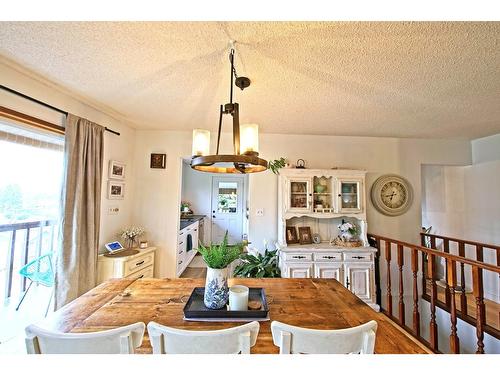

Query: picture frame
<box><xmin>150</xmin><ymin>153</ymin><xmax>166</xmax><ymax>169</ymax></box>
<box><xmin>108</xmin><ymin>181</ymin><xmax>125</xmax><ymax>200</ymax></box>
<box><xmin>298</xmin><ymin>226</ymin><xmax>313</xmax><ymax>245</ymax></box>
<box><xmin>286</xmin><ymin>226</ymin><xmax>299</xmax><ymax>244</ymax></box>
<box><xmin>109</xmin><ymin>160</ymin><xmax>125</xmax><ymax>179</ymax></box>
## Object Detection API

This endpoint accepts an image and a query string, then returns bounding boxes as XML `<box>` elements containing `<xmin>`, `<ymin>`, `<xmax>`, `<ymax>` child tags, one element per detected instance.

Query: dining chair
<box><xmin>25</xmin><ymin>322</ymin><xmax>146</xmax><ymax>354</ymax></box>
<box><xmin>271</xmin><ymin>320</ymin><xmax>378</xmax><ymax>354</ymax></box>
<box><xmin>147</xmin><ymin>321</ymin><xmax>260</xmax><ymax>354</ymax></box>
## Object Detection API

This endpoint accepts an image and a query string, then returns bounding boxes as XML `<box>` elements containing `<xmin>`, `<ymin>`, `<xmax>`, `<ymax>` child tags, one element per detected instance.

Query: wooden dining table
<box><xmin>38</xmin><ymin>278</ymin><xmax>431</xmax><ymax>354</ymax></box>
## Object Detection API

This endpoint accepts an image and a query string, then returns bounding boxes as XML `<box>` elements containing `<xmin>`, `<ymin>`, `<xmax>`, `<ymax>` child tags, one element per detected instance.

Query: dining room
<box><xmin>1</xmin><ymin>2</ymin><xmax>500</xmax><ymax>375</ymax></box>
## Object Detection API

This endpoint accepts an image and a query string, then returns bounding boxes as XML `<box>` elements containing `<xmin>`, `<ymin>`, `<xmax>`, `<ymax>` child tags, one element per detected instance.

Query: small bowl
<box><xmin>315</xmin><ymin>185</ymin><xmax>327</xmax><ymax>193</ymax></box>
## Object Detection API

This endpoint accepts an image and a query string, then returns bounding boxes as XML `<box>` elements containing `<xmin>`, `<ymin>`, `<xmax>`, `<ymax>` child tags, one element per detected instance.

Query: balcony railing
<box><xmin>0</xmin><ymin>220</ymin><xmax>59</xmax><ymax>301</ymax></box>
<box><xmin>368</xmin><ymin>232</ymin><xmax>500</xmax><ymax>354</ymax></box>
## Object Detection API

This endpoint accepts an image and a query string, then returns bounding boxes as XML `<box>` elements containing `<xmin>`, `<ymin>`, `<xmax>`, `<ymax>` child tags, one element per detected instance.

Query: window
<box><xmin>0</xmin><ymin>111</ymin><xmax>64</xmax><ymax>302</ymax></box>
<box><xmin>217</xmin><ymin>182</ymin><xmax>238</xmax><ymax>213</ymax></box>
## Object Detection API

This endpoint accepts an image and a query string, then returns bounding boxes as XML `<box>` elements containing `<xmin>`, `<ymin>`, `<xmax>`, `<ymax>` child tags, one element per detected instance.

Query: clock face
<box><xmin>371</xmin><ymin>175</ymin><xmax>413</xmax><ymax>216</ymax></box>
<box><xmin>380</xmin><ymin>181</ymin><xmax>407</xmax><ymax>209</ymax></box>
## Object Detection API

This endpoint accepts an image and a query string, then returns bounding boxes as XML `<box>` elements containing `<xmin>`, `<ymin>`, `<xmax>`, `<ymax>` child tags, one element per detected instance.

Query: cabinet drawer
<box><xmin>282</xmin><ymin>252</ymin><xmax>313</xmax><ymax>262</ymax></box>
<box><xmin>343</xmin><ymin>252</ymin><xmax>373</xmax><ymax>262</ymax></box>
<box><xmin>126</xmin><ymin>265</ymin><xmax>153</xmax><ymax>279</ymax></box>
<box><xmin>313</xmin><ymin>252</ymin><xmax>342</xmax><ymax>262</ymax></box>
<box><xmin>123</xmin><ymin>252</ymin><xmax>154</xmax><ymax>275</ymax></box>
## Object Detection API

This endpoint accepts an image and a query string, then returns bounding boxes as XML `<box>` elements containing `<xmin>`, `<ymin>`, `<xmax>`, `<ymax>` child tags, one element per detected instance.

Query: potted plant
<box><xmin>196</xmin><ymin>232</ymin><xmax>243</xmax><ymax>309</ymax></box>
<box><xmin>233</xmin><ymin>247</ymin><xmax>281</xmax><ymax>278</ymax></box>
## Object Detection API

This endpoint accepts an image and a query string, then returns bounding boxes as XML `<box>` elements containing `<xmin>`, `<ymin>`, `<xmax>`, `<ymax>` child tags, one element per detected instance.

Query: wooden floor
<box><xmin>426</xmin><ymin>281</ymin><xmax>499</xmax><ymax>330</ymax></box>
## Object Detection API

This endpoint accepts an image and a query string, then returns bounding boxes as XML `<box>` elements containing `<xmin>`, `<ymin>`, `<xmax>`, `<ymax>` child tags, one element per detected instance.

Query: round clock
<box><xmin>370</xmin><ymin>174</ymin><xmax>413</xmax><ymax>216</ymax></box>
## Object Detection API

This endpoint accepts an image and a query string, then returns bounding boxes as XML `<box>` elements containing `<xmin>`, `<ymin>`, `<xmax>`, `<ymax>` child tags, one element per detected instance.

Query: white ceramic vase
<box><xmin>204</xmin><ymin>267</ymin><xmax>229</xmax><ymax>309</ymax></box>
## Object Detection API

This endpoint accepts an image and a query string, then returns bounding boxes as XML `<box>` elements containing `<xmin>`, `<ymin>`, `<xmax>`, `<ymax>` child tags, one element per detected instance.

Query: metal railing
<box><xmin>0</xmin><ymin>220</ymin><xmax>58</xmax><ymax>300</ymax></box>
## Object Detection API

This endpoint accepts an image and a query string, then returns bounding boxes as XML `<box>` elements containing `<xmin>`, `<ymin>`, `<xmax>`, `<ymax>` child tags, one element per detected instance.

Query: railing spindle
<box><xmin>397</xmin><ymin>244</ymin><xmax>405</xmax><ymax>325</ymax></box>
<box><xmin>458</xmin><ymin>243</ymin><xmax>467</xmax><ymax>315</ymax></box>
<box><xmin>37</xmin><ymin>224</ymin><xmax>44</xmax><ymax>257</ymax></box>
<box><xmin>21</xmin><ymin>228</ymin><xmax>31</xmax><ymax>291</ymax></box>
<box><xmin>443</xmin><ymin>239</ymin><xmax>451</xmax><ymax>306</ymax></box>
<box><xmin>5</xmin><ymin>230</ymin><xmax>17</xmax><ymax>298</ymax></box>
<box><xmin>447</xmin><ymin>258</ymin><xmax>460</xmax><ymax>353</ymax></box>
<box><xmin>472</xmin><ymin>266</ymin><xmax>485</xmax><ymax>354</ymax></box>
<box><xmin>428</xmin><ymin>254</ymin><xmax>438</xmax><ymax>351</ymax></box>
<box><xmin>411</xmin><ymin>248</ymin><xmax>420</xmax><ymax>337</ymax></box>
<box><xmin>385</xmin><ymin>241</ymin><xmax>392</xmax><ymax>316</ymax></box>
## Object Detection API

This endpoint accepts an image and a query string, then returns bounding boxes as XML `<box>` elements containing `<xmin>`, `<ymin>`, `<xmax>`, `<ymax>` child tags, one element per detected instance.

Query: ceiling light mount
<box><xmin>190</xmin><ymin>47</ymin><xmax>267</xmax><ymax>174</ymax></box>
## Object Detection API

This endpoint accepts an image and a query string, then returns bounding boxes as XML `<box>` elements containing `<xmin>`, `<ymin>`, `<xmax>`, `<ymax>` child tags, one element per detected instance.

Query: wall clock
<box><xmin>370</xmin><ymin>174</ymin><xmax>413</xmax><ymax>216</ymax></box>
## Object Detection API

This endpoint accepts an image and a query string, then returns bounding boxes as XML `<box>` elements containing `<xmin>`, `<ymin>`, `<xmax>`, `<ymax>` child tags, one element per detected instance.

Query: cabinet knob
<box><xmin>292</xmin><ymin>255</ymin><xmax>306</xmax><ymax>259</ymax></box>
<box><xmin>352</xmin><ymin>256</ymin><xmax>365</xmax><ymax>260</ymax></box>
<box><xmin>178</xmin><ymin>261</ymin><xmax>182</xmax><ymax>265</ymax></box>
<box><xmin>135</xmin><ymin>260</ymin><xmax>145</xmax><ymax>266</ymax></box>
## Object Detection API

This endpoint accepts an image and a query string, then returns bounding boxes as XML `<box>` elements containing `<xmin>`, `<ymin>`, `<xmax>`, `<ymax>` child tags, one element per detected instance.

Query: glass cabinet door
<box><xmin>337</xmin><ymin>179</ymin><xmax>362</xmax><ymax>213</ymax></box>
<box><xmin>288</xmin><ymin>178</ymin><xmax>312</xmax><ymax>212</ymax></box>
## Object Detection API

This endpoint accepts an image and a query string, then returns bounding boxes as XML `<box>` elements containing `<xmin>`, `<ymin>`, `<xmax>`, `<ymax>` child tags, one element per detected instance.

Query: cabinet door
<box><xmin>344</xmin><ymin>262</ymin><xmax>373</xmax><ymax>301</ymax></box>
<box><xmin>314</xmin><ymin>263</ymin><xmax>343</xmax><ymax>281</ymax></box>
<box><xmin>336</xmin><ymin>178</ymin><xmax>363</xmax><ymax>213</ymax></box>
<box><xmin>286</xmin><ymin>177</ymin><xmax>313</xmax><ymax>213</ymax></box>
<box><xmin>285</xmin><ymin>263</ymin><xmax>313</xmax><ymax>278</ymax></box>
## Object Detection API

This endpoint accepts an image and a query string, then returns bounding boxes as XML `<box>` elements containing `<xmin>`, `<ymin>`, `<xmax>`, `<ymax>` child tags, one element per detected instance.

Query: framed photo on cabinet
<box><xmin>286</xmin><ymin>226</ymin><xmax>299</xmax><ymax>244</ymax></box>
<box><xmin>298</xmin><ymin>226</ymin><xmax>313</xmax><ymax>245</ymax></box>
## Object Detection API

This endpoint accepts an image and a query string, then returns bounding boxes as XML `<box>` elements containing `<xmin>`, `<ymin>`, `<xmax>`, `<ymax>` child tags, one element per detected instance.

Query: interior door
<box><xmin>211</xmin><ymin>176</ymin><xmax>244</xmax><ymax>245</ymax></box>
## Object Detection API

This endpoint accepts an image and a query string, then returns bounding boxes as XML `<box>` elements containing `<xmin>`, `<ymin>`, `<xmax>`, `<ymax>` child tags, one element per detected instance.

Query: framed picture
<box><xmin>150</xmin><ymin>153</ymin><xmax>166</xmax><ymax>169</ymax></box>
<box><xmin>298</xmin><ymin>226</ymin><xmax>313</xmax><ymax>245</ymax></box>
<box><xmin>109</xmin><ymin>160</ymin><xmax>125</xmax><ymax>180</ymax></box>
<box><xmin>286</xmin><ymin>226</ymin><xmax>299</xmax><ymax>244</ymax></box>
<box><xmin>108</xmin><ymin>181</ymin><xmax>125</xmax><ymax>200</ymax></box>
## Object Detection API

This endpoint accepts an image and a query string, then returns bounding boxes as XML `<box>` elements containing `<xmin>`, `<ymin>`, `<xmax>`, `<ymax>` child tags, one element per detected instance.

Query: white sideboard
<box><xmin>97</xmin><ymin>247</ymin><xmax>156</xmax><ymax>284</ymax></box>
<box><xmin>279</xmin><ymin>245</ymin><xmax>379</xmax><ymax>310</ymax></box>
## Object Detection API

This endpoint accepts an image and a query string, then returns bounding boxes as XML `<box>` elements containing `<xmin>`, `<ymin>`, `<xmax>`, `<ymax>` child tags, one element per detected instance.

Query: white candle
<box><xmin>229</xmin><ymin>285</ymin><xmax>249</xmax><ymax>311</ymax></box>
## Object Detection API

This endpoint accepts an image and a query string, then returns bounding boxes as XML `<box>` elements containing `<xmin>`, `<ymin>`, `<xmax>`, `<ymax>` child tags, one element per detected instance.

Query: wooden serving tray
<box><xmin>183</xmin><ymin>287</ymin><xmax>269</xmax><ymax>319</ymax></box>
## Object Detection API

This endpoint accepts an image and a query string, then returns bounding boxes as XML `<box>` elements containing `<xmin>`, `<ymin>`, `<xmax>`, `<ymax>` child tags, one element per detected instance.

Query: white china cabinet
<box><xmin>277</xmin><ymin>168</ymin><xmax>379</xmax><ymax>310</ymax></box>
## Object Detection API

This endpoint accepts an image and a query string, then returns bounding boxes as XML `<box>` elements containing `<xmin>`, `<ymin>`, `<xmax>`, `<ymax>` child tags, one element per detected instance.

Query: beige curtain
<box><xmin>55</xmin><ymin>114</ymin><xmax>104</xmax><ymax>309</ymax></box>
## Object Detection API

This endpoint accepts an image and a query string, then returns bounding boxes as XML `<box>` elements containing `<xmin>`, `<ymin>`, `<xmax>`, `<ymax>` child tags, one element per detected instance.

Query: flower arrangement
<box><xmin>338</xmin><ymin>221</ymin><xmax>358</xmax><ymax>238</ymax></box>
<box><xmin>331</xmin><ymin>220</ymin><xmax>362</xmax><ymax>247</ymax></box>
<box><xmin>120</xmin><ymin>226</ymin><xmax>145</xmax><ymax>248</ymax></box>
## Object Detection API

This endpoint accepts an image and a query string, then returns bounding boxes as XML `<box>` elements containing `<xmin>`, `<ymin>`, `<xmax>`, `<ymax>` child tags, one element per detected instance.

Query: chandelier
<box><xmin>190</xmin><ymin>46</ymin><xmax>268</xmax><ymax>174</ymax></box>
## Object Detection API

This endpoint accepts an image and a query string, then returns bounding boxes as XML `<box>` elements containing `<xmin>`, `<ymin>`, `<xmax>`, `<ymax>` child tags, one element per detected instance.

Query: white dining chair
<box><xmin>271</xmin><ymin>320</ymin><xmax>378</xmax><ymax>354</ymax></box>
<box><xmin>147</xmin><ymin>321</ymin><xmax>260</xmax><ymax>354</ymax></box>
<box><xmin>25</xmin><ymin>322</ymin><xmax>146</xmax><ymax>354</ymax></box>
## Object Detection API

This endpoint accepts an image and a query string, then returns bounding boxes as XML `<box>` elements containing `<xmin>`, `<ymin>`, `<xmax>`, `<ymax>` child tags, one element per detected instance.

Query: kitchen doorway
<box><xmin>211</xmin><ymin>176</ymin><xmax>246</xmax><ymax>245</ymax></box>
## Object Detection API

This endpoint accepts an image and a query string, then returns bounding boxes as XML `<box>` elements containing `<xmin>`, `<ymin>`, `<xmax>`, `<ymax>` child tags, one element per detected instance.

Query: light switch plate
<box><xmin>256</xmin><ymin>208</ymin><xmax>264</xmax><ymax>216</ymax></box>
<box><xmin>108</xmin><ymin>206</ymin><xmax>119</xmax><ymax>215</ymax></box>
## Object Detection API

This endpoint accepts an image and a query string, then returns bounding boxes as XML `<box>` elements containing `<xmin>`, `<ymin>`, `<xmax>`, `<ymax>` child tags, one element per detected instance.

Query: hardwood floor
<box><xmin>180</xmin><ymin>255</ymin><xmax>207</xmax><ymax>278</ymax></box>
<box><xmin>426</xmin><ymin>280</ymin><xmax>499</xmax><ymax>330</ymax></box>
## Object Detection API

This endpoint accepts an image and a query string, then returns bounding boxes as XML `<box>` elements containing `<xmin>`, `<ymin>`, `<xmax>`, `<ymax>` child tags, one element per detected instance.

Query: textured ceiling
<box><xmin>0</xmin><ymin>22</ymin><xmax>499</xmax><ymax>139</ymax></box>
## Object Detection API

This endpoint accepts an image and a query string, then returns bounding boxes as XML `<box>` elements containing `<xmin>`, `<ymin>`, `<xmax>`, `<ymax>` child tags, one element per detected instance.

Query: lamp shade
<box><xmin>192</xmin><ymin>129</ymin><xmax>210</xmax><ymax>156</ymax></box>
<box><xmin>240</xmin><ymin>123</ymin><xmax>259</xmax><ymax>154</ymax></box>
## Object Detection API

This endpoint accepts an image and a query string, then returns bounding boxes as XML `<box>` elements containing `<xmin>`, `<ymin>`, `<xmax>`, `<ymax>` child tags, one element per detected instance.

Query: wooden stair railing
<box><xmin>368</xmin><ymin>233</ymin><xmax>500</xmax><ymax>354</ymax></box>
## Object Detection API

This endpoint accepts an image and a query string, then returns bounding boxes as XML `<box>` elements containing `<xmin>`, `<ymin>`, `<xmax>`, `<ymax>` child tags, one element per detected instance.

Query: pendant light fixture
<box><xmin>191</xmin><ymin>45</ymin><xmax>268</xmax><ymax>174</ymax></box>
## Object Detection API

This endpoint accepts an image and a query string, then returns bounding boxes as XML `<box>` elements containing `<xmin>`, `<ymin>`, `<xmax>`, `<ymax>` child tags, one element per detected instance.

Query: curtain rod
<box><xmin>0</xmin><ymin>84</ymin><xmax>120</xmax><ymax>136</ymax></box>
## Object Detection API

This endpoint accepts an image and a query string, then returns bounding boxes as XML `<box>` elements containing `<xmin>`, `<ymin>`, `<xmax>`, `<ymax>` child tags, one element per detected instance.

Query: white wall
<box><xmin>248</xmin><ymin>135</ymin><xmax>471</xmax><ymax>250</ymax></box>
<box><xmin>131</xmin><ymin>129</ymin><xmax>471</xmax><ymax>278</ymax></box>
<box><xmin>0</xmin><ymin>58</ymin><xmax>137</xmax><ymax>254</ymax></box>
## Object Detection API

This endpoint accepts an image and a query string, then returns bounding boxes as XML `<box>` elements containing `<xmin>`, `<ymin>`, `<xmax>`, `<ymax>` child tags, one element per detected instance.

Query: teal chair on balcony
<box><xmin>16</xmin><ymin>253</ymin><xmax>55</xmax><ymax>316</ymax></box>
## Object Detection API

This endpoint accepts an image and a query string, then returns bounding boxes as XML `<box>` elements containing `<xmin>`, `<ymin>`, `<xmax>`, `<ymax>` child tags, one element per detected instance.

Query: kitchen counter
<box><xmin>179</xmin><ymin>215</ymin><xmax>206</xmax><ymax>230</ymax></box>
